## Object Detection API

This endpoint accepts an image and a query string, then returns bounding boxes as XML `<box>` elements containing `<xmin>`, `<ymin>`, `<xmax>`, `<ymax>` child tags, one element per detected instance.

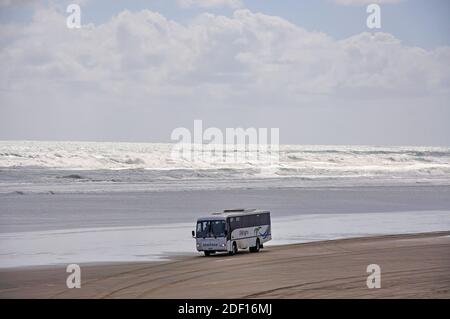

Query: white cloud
<box><xmin>333</xmin><ymin>0</ymin><xmax>403</xmax><ymax>6</ymax></box>
<box><xmin>0</xmin><ymin>8</ymin><xmax>449</xmax><ymax>111</ymax></box>
<box><xmin>177</xmin><ymin>0</ymin><xmax>243</xmax><ymax>9</ymax></box>
<box><xmin>0</xmin><ymin>0</ymin><xmax>36</xmax><ymax>7</ymax></box>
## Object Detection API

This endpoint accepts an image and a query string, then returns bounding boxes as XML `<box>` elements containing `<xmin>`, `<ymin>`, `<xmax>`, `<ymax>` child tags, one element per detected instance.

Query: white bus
<box><xmin>192</xmin><ymin>208</ymin><xmax>271</xmax><ymax>256</ymax></box>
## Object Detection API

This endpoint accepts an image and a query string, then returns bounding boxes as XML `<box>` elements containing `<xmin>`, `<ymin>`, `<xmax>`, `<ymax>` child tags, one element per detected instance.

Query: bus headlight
<box><xmin>196</xmin><ymin>243</ymin><xmax>200</xmax><ymax>247</ymax></box>
<box><xmin>220</xmin><ymin>243</ymin><xmax>226</xmax><ymax>247</ymax></box>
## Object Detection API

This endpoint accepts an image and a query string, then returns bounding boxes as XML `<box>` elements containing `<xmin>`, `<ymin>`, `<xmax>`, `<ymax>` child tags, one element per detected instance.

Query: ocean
<box><xmin>0</xmin><ymin>140</ymin><xmax>449</xmax><ymax>267</ymax></box>
<box><xmin>1</xmin><ymin>140</ymin><xmax>450</xmax><ymax>194</ymax></box>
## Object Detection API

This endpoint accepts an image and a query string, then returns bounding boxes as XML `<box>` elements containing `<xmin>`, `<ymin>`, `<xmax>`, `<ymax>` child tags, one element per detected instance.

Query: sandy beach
<box><xmin>1</xmin><ymin>231</ymin><xmax>449</xmax><ymax>299</ymax></box>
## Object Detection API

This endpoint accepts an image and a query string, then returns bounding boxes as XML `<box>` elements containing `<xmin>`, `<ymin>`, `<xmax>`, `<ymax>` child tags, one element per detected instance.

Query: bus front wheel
<box><xmin>204</xmin><ymin>251</ymin><xmax>211</xmax><ymax>256</ymax></box>
<box><xmin>229</xmin><ymin>242</ymin><xmax>238</xmax><ymax>256</ymax></box>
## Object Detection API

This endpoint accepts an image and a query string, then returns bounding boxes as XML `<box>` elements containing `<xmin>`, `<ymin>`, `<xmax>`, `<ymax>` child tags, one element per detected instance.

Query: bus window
<box><xmin>260</xmin><ymin>213</ymin><xmax>270</xmax><ymax>225</ymax></box>
<box><xmin>211</xmin><ymin>220</ymin><xmax>226</xmax><ymax>237</ymax></box>
<box><xmin>196</xmin><ymin>221</ymin><xmax>208</xmax><ymax>237</ymax></box>
<box><xmin>196</xmin><ymin>220</ymin><xmax>226</xmax><ymax>238</ymax></box>
<box><xmin>241</xmin><ymin>216</ymin><xmax>249</xmax><ymax>228</ymax></box>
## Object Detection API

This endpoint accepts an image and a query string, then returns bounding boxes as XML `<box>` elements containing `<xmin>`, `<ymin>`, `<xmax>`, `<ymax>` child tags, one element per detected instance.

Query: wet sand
<box><xmin>1</xmin><ymin>231</ymin><xmax>449</xmax><ymax>299</ymax></box>
<box><xmin>3</xmin><ymin>185</ymin><xmax>450</xmax><ymax>233</ymax></box>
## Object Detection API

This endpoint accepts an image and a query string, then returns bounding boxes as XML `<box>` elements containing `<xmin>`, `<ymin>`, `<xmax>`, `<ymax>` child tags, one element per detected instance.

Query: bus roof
<box><xmin>197</xmin><ymin>208</ymin><xmax>269</xmax><ymax>221</ymax></box>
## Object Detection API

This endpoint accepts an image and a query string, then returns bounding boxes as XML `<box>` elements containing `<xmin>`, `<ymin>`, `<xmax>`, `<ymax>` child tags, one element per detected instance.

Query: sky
<box><xmin>0</xmin><ymin>0</ymin><xmax>449</xmax><ymax>146</ymax></box>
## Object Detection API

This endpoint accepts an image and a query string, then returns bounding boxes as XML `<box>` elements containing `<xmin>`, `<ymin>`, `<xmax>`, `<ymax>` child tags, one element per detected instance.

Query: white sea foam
<box><xmin>0</xmin><ymin>210</ymin><xmax>449</xmax><ymax>268</ymax></box>
<box><xmin>1</xmin><ymin>141</ymin><xmax>449</xmax><ymax>190</ymax></box>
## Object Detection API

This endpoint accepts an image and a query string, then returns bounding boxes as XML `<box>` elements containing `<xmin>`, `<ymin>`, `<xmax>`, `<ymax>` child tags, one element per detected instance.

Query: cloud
<box><xmin>0</xmin><ymin>8</ymin><xmax>449</xmax><ymax>117</ymax></box>
<box><xmin>0</xmin><ymin>0</ymin><xmax>36</xmax><ymax>7</ymax></box>
<box><xmin>333</xmin><ymin>0</ymin><xmax>403</xmax><ymax>6</ymax></box>
<box><xmin>177</xmin><ymin>0</ymin><xmax>243</xmax><ymax>9</ymax></box>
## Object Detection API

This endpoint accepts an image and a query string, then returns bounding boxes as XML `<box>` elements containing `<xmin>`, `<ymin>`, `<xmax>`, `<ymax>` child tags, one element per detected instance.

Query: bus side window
<box><xmin>244</xmin><ymin>216</ymin><xmax>249</xmax><ymax>228</ymax></box>
<box><xmin>260</xmin><ymin>214</ymin><xmax>265</xmax><ymax>225</ymax></box>
<box><xmin>245</xmin><ymin>216</ymin><xmax>251</xmax><ymax>228</ymax></box>
<box><xmin>229</xmin><ymin>217</ymin><xmax>237</xmax><ymax>231</ymax></box>
<box><xmin>262</xmin><ymin>213</ymin><xmax>270</xmax><ymax>225</ymax></box>
<box><xmin>234</xmin><ymin>217</ymin><xmax>239</xmax><ymax>228</ymax></box>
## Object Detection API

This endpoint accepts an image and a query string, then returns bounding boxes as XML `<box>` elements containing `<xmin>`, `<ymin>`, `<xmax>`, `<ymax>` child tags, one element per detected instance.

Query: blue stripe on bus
<box><xmin>232</xmin><ymin>233</ymin><xmax>271</xmax><ymax>241</ymax></box>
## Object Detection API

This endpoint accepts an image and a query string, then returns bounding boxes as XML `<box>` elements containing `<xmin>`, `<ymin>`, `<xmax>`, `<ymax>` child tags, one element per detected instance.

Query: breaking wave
<box><xmin>0</xmin><ymin>141</ymin><xmax>449</xmax><ymax>187</ymax></box>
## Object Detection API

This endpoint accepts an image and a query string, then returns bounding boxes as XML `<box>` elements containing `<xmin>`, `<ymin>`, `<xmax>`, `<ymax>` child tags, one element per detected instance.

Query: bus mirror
<box><xmin>191</xmin><ymin>230</ymin><xmax>195</xmax><ymax>238</ymax></box>
<box><xmin>224</xmin><ymin>230</ymin><xmax>228</xmax><ymax>236</ymax></box>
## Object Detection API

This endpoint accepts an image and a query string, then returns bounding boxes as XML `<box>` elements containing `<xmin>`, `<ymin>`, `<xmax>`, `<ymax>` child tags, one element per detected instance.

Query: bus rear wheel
<box><xmin>250</xmin><ymin>239</ymin><xmax>260</xmax><ymax>253</ymax></box>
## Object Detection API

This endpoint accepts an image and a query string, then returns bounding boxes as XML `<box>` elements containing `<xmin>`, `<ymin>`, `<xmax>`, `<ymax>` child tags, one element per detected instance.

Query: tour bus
<box><xmin>192</xmin><ymin>209</ymin><xmax>271</xmax><ymax>256</ymax></box>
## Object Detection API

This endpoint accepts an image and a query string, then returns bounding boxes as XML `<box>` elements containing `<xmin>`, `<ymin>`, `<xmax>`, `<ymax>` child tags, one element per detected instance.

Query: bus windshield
<box><xmin>196</xmin><ymin>220</ymin><xmax>226</xmax><ymax>238</ymax></box>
